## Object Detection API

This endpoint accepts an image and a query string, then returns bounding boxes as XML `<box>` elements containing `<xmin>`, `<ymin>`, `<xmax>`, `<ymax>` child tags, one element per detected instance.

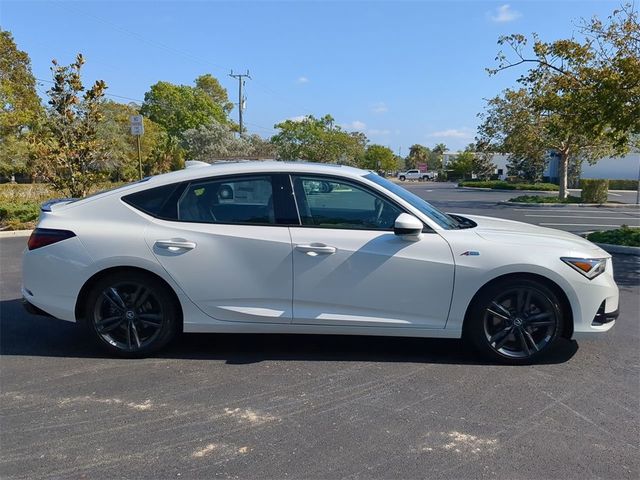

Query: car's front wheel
<box><xmin>83</xmin><ymin>271</ymin><xmax>179</xmax><ymax>357</ymax></box>
<box><xmin>399</xmin><ymin>176</ymin><xmax>406</xmax><ymax>181</ymax></box>
<box><xmin>464</xmin><ymin>279</ymin><xmax>564</xmax><ymax>364</ymax></box>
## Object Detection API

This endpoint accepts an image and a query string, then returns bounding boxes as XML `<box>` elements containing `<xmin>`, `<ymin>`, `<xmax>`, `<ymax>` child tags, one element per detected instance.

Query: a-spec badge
<box><xmin>460</xmin><ymin>251</ymin><xmax>480</xmax><ymax>256</ymax></box>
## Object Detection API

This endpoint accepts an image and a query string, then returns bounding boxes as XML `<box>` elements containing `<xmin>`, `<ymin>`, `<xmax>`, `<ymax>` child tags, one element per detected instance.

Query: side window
<box><xmin>177</xmin><ymin>176</ymin><xmax>275</xmax><ymax>225</ymax></box>
<box><xmin>292</xmin><ymin>176</ymin><xmax>403</xmax><ymax>230</ymax></box>
<box><xmin>122</xmin><ymin>183</ymin><xmax>181</xmax><ymax>218</ymax></box>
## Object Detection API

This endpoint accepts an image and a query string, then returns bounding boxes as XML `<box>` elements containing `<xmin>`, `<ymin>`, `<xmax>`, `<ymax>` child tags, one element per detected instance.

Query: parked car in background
<box><xmin>23</xmin><ymin>161</ymin><xmax>618</xmax><ymax>364</ymax></box>
<box><xmin>397</xmin><ymin>169</ymin><xmax>435</xmax><ymax>181</ymax></box>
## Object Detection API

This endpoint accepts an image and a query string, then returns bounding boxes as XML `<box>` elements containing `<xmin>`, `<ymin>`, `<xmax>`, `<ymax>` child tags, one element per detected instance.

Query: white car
<box><xmin>397</xmin><ymin>169</ymin><xmax>433</xmax><ymax>181</ymax></box>
<box><xmin>22</xmin><ymin>161</ymin><xmax>619</xmax><ymax>363</ymax></box>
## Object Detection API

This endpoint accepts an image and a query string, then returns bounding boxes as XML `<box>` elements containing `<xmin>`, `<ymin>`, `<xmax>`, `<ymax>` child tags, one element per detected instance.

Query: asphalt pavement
<box><xmin>402</xmin><ymin>182</ymin><xmax>640</xmax><ymax>233</ymax></box>
<box><xmin>1</xmin><ymin>233</ymin><xmax>639</xmax><ymax>479</ymax></box>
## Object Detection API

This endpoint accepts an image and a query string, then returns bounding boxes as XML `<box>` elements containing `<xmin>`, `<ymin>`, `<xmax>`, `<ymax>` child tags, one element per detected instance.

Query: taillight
<box><xmin>27</xmin><ymin>228</ymin><xmax>76</xmax><ymax>250</ymax></box>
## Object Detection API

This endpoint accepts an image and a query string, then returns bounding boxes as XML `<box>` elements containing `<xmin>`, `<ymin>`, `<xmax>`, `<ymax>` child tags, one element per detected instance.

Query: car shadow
<box><xmin>0</xmin><ymin>298</ymin><xmax>578</xmax><ymax>365</ymax></box>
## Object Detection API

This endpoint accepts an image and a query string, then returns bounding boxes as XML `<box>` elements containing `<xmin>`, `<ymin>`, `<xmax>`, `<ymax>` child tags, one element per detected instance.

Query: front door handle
<box><xmin>295</xmin><ymin>243</ymin><xmax>337</xmax><ymax>255</ymax></box>
<box><xmin>155</xmin><ymin>239</ymin><xmax>197</xmax><ymax>252</ymax></box>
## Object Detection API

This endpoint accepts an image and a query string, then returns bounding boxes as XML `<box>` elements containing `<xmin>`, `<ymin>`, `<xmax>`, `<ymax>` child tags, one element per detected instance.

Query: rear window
<box><xmin>122</xmin><ymin>183</ymin><xmax>181</xmax><ymax>218</ymax></box>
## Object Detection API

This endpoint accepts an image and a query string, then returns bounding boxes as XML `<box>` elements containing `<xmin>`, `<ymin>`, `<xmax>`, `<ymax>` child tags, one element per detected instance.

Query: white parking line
<box><xmin>514</xmin><ymin>208</ymin><xmax>640</xmax><ymax>214</ymax></box>
<box><xmin>539</xmin><ymin>223</ymin><xmax>626</xmax><ymax>227</ymax></box>
<box><xmin>525</xmin><ymin>214</ymin><xmax>639</xmax><ymax>220</ymax></box>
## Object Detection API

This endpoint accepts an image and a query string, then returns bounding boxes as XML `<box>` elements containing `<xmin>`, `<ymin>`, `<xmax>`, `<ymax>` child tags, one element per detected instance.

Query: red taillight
<box><xmin>27</xmin><ymin>228</ymin><xmax>76</xmax><ymax>250</ymax></box>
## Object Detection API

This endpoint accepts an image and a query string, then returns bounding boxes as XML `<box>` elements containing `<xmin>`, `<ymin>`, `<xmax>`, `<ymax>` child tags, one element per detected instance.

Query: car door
<box><xmin>144</xmin><ymin>173</ymin><xmax>297</xmax><ymax>324</ymax></box>
<box><xmin>289</xmin><ymin>175</ymin><xmax>455</xmax><ymax>328</ymax></box>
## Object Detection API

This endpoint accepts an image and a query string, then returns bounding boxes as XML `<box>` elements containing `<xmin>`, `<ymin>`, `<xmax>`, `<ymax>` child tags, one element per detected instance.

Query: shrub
<box><xmin>458</xmin><ymin>180</ymin><xmax>558</xmax><ymax>191</ymax></box>
<box><xmin>587</xmin><ymin>225</ymin><xmax>640</xmax><ymax>247</ymax></box>
<box><xmin>608</xmin><ymin>179</ymin><xmax>639</xmax><ymax>190</ymax></box>
<box><xmin>509</xmin><ymin>195</ymin><xmax>582</xmax><ymax>203</ymax></box>
<box><xmin>0</xmin><ymin>201</ymin><xmax>40</xmax><ymax>229</ymax></box>
<box><xmin>581</xmin><ymin>179</ymin><xmax>609</xmax><ymax>203</ymax></box>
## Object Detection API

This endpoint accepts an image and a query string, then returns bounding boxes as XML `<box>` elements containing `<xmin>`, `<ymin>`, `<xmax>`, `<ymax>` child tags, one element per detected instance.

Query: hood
<box><xmin>458</xmin><ymin>214</ymin><xmax>609</xmax><ymax>257</ymax></box>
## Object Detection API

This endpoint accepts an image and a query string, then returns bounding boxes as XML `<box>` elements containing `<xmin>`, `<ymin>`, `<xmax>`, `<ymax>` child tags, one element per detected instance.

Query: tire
<box><xmin>463</xmin><ymin>278</ymin><xmax>564</xmax><ymax>364</ymax></box>
<box><xmin>399</xmin><ymin>176</ymin><xmax>406</xmax><ymax>181</ymax></box>
<box><xmin>82</xmin><ymin>271</ymin><xmax>180</xmax><ymax>357</ymax></box>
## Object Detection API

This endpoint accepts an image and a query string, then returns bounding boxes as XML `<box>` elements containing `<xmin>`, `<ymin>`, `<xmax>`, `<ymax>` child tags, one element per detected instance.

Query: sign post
<box><xmin>130</xmin><ymin>115</ymin><xmax>144</xmax><ymax>180</ymax></box>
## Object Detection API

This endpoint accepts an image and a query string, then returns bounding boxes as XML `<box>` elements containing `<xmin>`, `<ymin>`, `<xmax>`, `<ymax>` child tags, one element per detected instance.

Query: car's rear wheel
<box><xmin>84</xmin><ymin>271</ymin><xmax>179</xmax><ymax>357</ymax></box>
<box><xmin>399</xmin><ymin>176</ymin><xmax>406</xmax><ymax>181</ymax></box>
<box><xmin>465</xmin><ymin>279</ymin><xmax>564</xmax><ymax>364</ymax></box>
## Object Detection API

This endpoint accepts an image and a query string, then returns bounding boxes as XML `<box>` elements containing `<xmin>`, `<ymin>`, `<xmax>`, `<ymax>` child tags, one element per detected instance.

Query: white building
<box><xmin>442</xmin><ymin>151</ymin><xmax>639</xmax><ymax>181</ymax></box>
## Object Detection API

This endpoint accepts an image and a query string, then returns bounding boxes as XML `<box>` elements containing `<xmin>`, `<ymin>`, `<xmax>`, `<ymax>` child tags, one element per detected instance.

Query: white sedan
<box><xmin>22</xmin><ymin>161</ymin><xmax>619</xmax><ymax>363</ymax></box>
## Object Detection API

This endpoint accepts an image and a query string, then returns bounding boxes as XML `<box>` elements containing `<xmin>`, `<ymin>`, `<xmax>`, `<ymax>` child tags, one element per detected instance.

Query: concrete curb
<box><xmin>592</xmin><ymin>243</ymin><xmax>640</xmax><ymax>256</ymax></box>
<box><xmin>499</xmin><ymin>201</ymin><xmax>640</xmax><ymax>208</ymax></box>
<box><xmin>0</xmin><ymin>229</ymin><xmax>32</xmax><ymax>238</ymax></box>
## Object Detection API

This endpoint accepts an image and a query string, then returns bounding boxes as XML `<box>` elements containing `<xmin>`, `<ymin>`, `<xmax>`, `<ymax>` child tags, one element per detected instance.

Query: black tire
<box><xmin>463</xmin><ymin>278</ymin><xmax>564</xmax><ymax>364</ymax></box>
<box><xmin>399</xmin><ymin>176</ymin><xmax>406</xmax><ymax>181</ymax></box>
<box><xmin>82</xmin><ymin>271</ymin><xmax>179</xmax><ymax>357</ymax></box>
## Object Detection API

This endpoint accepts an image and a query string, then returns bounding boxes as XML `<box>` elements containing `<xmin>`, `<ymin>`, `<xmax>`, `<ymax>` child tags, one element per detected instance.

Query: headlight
<box><xmin>561</xmin><ymin>257</ymin><xmax>607</xmax><ymax>280</ymax></box>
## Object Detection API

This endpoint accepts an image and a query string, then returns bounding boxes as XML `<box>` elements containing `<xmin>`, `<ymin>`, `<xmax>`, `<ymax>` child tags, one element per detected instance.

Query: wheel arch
<box><xmin>74</xmin><ymin>266</ymin><xmax>184</xmax><ymax>332</ymax></box>
<box><xmin>462</xmin><ymin>272</ymin><xmax>574</xmax><ymax>339</ymax></box>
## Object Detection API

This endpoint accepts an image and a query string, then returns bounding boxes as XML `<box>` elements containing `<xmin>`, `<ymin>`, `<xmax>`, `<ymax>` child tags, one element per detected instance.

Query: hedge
<box><xmin>580</xmin><ymin>179</ymin><xmax>609</xmax><ymax>203</ymax></box>
<box><xmin>608</xmin><ymin>179</ymin><xmax>639</xmax><ymax>190</ymax></box>
<box><xmin>509</xmin><ymin>195</ymin><xmax>582</xmax><ymax>204</ymax></box>
<box><xmin>459</xmin><ymin>181</ymin><xmax>559</xmax><ymax>191</ymax></box>
<box><xmin>587</xmin><ymin>225</ymin><xmax>640</xmax><ymax>247</ymax></box>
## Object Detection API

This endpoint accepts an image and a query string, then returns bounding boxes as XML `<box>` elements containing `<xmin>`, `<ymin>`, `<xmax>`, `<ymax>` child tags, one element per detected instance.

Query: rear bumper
<box><xmin>22</xmin><ymin>297</ymin><xmax>56</xmax><ymax>318</ymax></box>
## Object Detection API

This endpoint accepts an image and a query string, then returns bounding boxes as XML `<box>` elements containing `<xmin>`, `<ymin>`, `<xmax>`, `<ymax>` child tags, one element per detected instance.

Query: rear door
<box><xmin>289</xmin><ymin>175</ymin><xmax>455</xmax><ymax>328</ymax></box>
<box><xmin>141</xmin><ymin>173</ymin><xmax>298</xmax><ymax>324</ymax></box>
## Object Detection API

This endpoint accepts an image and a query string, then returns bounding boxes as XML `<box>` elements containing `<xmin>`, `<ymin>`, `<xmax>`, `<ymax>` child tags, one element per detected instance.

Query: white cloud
<box><xmin>296</xmin><ymin>76</ymin><xmax>309</xmax><ymax>84</ymax></box>
<box><xmin>428</xmin><ymin>128</ymin><xmax>474</xmax><ymax>139</ymax></box>
<box><xmin>489</xmin><ymin>4</ymin><xmax>522</xmax><ymax>23</ymax></box>
<box><xmin>287</xmin><ymin>115</ymin><xmax>309</xmax><ymax>122</ymax></box>
<box><xmin>371</xmin><ymin>102</ymin><xmax>388</xmax><ymax>114</ymax></box>
<box><xmin>343</xmin><ymin>120</ymin><xmax>367</xmax><ymax>130</ymax></box>
<box><xmin>368</xmin><ymin>129</ymin><xmax>391</xmax><ymax>136</ymax></box>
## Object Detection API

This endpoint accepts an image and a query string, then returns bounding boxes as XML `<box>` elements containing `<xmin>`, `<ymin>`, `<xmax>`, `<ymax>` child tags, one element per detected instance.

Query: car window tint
<box><xmin>122</xmin><ymin>183</ymin><xmax>180</xmax><ymax>217</ymax></box>
<box><xmin>292</xmin><ymin>176</ymin><xmax>402</xmax><ymax>230</ymax></box>
<box><xmin>177</xmin><ymin>176</ymin><xmax>275</xmax><ymax>225</ymax></box>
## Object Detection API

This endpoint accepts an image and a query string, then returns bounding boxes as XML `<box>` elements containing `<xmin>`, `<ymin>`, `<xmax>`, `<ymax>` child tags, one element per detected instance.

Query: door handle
<box><xmin>295</xmin><ymin>243</ymin><xmax>337</xmax><ymax>255</ymax></box>
<box><xmin>154</xmin><ymin>239</ymin><xmax>197</xmax><ymax>252</ymax></box>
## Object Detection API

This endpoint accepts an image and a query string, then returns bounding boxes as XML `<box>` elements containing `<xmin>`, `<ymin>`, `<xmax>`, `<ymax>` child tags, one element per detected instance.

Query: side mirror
<box><xmin>394</xmin><ymin>213</ymin><xmax>423</xmax><ymax>241</ymax></box>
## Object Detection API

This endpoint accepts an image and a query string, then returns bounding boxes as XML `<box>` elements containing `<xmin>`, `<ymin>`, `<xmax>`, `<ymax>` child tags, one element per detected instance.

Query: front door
<box><xmin>289</xmin><ymin>175</ymin><xmax>455</xmax><ymax>328</ymax></box>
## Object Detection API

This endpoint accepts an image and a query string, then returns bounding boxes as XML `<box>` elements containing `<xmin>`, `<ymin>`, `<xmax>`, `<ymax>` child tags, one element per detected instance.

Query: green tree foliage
<box><xmin>182</xmin><ymin>120</ymin><xmax>275</xmax><ymax>160</ymax></box>
<box><xmin>32</xmin><ymin>55</ymin><xmax>108</xmax><ymax>197</ymax></box>
<box><xmin>481</xmin><ymin>5</ymin><xmax>639</xmax><ymax>198</ymax></box>
<box><xmin>407</xmin><ymin>144</ymin><xmax>428</xmax><ymax>169</ymax></box>
<box><xmin>471</xmin><ymin>150</ymin><xmax>497</xmax><ymax>180</ymax></box>
<box><xmin>448</xmin><ymin>150</ymin><xmax>475</xmax><ymax>179</ymax></box>
<box><xmin>271</xmin><ymin>115</ymin><xmax>367</xmax><ymax>165</ymax></box>
<box><xmin>0</xmin><ymin>30</ymin><xmax>44</xmax><ymax>178</ymax></box>
<box><xmin>140</xmin><ymin>78</ymin><xmax>228</xmax><ymax>138</ymax></box>
<box><xmin>96</xmin><ymin>101</ymin><xmax>178</xmax><ymax>181</ymax></box>
<box><xmin>361</xmin><ymin>144</ymin><xmax>396</xmax><ymax>171</ymax></box>
<box><xmin>195</xmin><ymin>74</ymin><xmax>234</xmax><ymax>114</ymax></box>
<box><xmin>506</xmin><ymin>152</ymin><xmax>547</xmax><ymax>182</ymax></box>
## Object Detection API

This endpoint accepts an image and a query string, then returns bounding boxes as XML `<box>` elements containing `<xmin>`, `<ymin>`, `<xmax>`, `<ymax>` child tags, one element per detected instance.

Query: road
<box><xmin>1</xmin><ymin>234</ymin><xmax>639</xmax><ymax>479</ymax></box>
<box><xmin>402</xmin><ymin>182</ymin><xmax>640</xmax><ymax>233</ymax></box>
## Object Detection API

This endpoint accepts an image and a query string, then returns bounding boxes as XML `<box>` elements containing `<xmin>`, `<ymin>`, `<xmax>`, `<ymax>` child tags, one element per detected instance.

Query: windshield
<box><xmin>363</xmin><ymin>173</ymin><xmax>460</xmax><ymax>229</ymax></box>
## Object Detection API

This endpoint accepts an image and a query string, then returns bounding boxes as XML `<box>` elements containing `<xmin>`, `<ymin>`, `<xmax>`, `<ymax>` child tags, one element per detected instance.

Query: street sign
<box><xmin>130</xmin><ymin>115</ymin><xmax>143</xmax><ymax>126</ymax></box>
<box><xmin>130</xmin><ymin>124</ymin><xmax>144</xmax><ymax>135</ymax></box>
<box><xmin>130</xmin><ymin>115</ymin><xmax>144</xmax><ymax>136</ymax></box>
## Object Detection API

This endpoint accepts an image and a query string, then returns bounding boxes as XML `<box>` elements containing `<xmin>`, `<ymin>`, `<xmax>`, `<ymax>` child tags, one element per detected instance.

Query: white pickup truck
<box><xmin>397</xmin><ymin>169</ymin><xmax>435</xmax><ymax>181</ymax></box>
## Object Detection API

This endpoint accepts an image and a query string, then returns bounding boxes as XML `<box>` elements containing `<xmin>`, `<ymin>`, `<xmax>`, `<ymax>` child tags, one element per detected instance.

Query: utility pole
<box><xmin>229</xmin><ymin>70</ymin><xmax>250</xmax><ymax>135</ymax></box>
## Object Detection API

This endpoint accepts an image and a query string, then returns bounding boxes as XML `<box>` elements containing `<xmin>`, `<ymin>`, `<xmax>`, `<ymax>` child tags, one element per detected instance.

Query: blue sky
<box><xmin>1</xmin><ymin>0</ymin><xmax>624</xmax><ymax>153</ymax></box>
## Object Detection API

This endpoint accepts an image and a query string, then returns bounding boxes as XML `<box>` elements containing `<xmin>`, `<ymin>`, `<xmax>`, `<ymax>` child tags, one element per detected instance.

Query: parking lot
<box><xmin>403</xmin><ymin>182</ymin><xmax>640</xmax><ymax>233</ymax></box>
<box><xmin>1</xmin><ymin>188</ymin><xmax>639</xmax><ymax>480</ymax></box>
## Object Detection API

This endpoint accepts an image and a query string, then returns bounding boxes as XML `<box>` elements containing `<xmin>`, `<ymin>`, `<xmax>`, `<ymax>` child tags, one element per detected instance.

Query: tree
<box><xmin>484</xmin><ymin>4</ymin><xmax>639</xmax><ymax>198</ymax></box>
<box><xmin>271</xmin><ymin>115</ymin><xmax>367</xmax><ymax>165</ymax></box>
<box><xmin>361</xmin><ymin>144</ymin><xmax>396</xmax><ymax>172</ymax></box>
<box><xmin>32</xmin><ymin>54</ymin><xmax>107</xmax><ymax>197</ymax></box>
<box><xmin>182</xmin><ymin>120</ymin><xmax>275</xmax><ymax>160</ymax></box>
<box><xmin>140</xmin><ymin>79</ymin><xmax>228</xmax><ymax>138</ymax></box>
<box><xmin>96</xmin><ymin>101</ymin><xmax>177</xmax><ymax>181</ymax></box>
<box><xmin>506</xmin><ymin>152</ymin><xmax>547</xmax><ymax>182</ymax></box>
<box><xmin>0</xmin><ymin>30</ymin><xmax>43</xmax><ymax>178</ymax></box>
<box><xmin>195</xmin><ymin>74</ymin><xmax>234</xmax><ymax>114</ymax></box>
<box><xmin>471</xmin><ymin>146</ymin><xmax>497</xmax><ymax>180</ymax></box>
<box><xmin>407</xmin><ymin>144</ymin><xmax>428</xmax><ymax>170</ymax></box>
<box><xmin>448</xmin><ymin>150</ymin><xmax>475</xmax><ymax>179</ymax></box>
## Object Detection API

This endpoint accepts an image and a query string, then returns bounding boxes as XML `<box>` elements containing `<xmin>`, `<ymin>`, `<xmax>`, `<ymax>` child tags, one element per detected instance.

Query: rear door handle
<box><xmin>295</xmin><ymin>243</ymin><xmax>337</xmax><ymax>255</ymax></box>
<box><xmin>155</xmin><ymin>239</ymin><xmax>197</xmax><ymax>252</ymax></box>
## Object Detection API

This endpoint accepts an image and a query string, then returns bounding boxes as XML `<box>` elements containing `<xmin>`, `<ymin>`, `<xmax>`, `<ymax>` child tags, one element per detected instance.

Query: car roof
<box><xmin>144</xmin><ymin>160</ymin><xmax>370</xmax><ymax>186</ymax></box>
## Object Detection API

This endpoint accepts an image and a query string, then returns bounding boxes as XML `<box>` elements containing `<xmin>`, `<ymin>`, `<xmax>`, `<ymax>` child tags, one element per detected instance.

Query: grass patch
<box><xmin>509</xmin><ymin>195</ymin><xmax>582</xmax><ymax>204</ymax></box>
<box><xmin>587</xmin><ymin>225</ymin><xmax>640</xmax><ymax>247</ymax></box>
<box><xmin>459</xmin><ymin>180</ymin><xmax>559</xmax><ymax>191</ymax></box>
<box><xmin>0</xmin><ymin>182</ymin><xmax>125</xmax><ymax>230</ymax></box>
